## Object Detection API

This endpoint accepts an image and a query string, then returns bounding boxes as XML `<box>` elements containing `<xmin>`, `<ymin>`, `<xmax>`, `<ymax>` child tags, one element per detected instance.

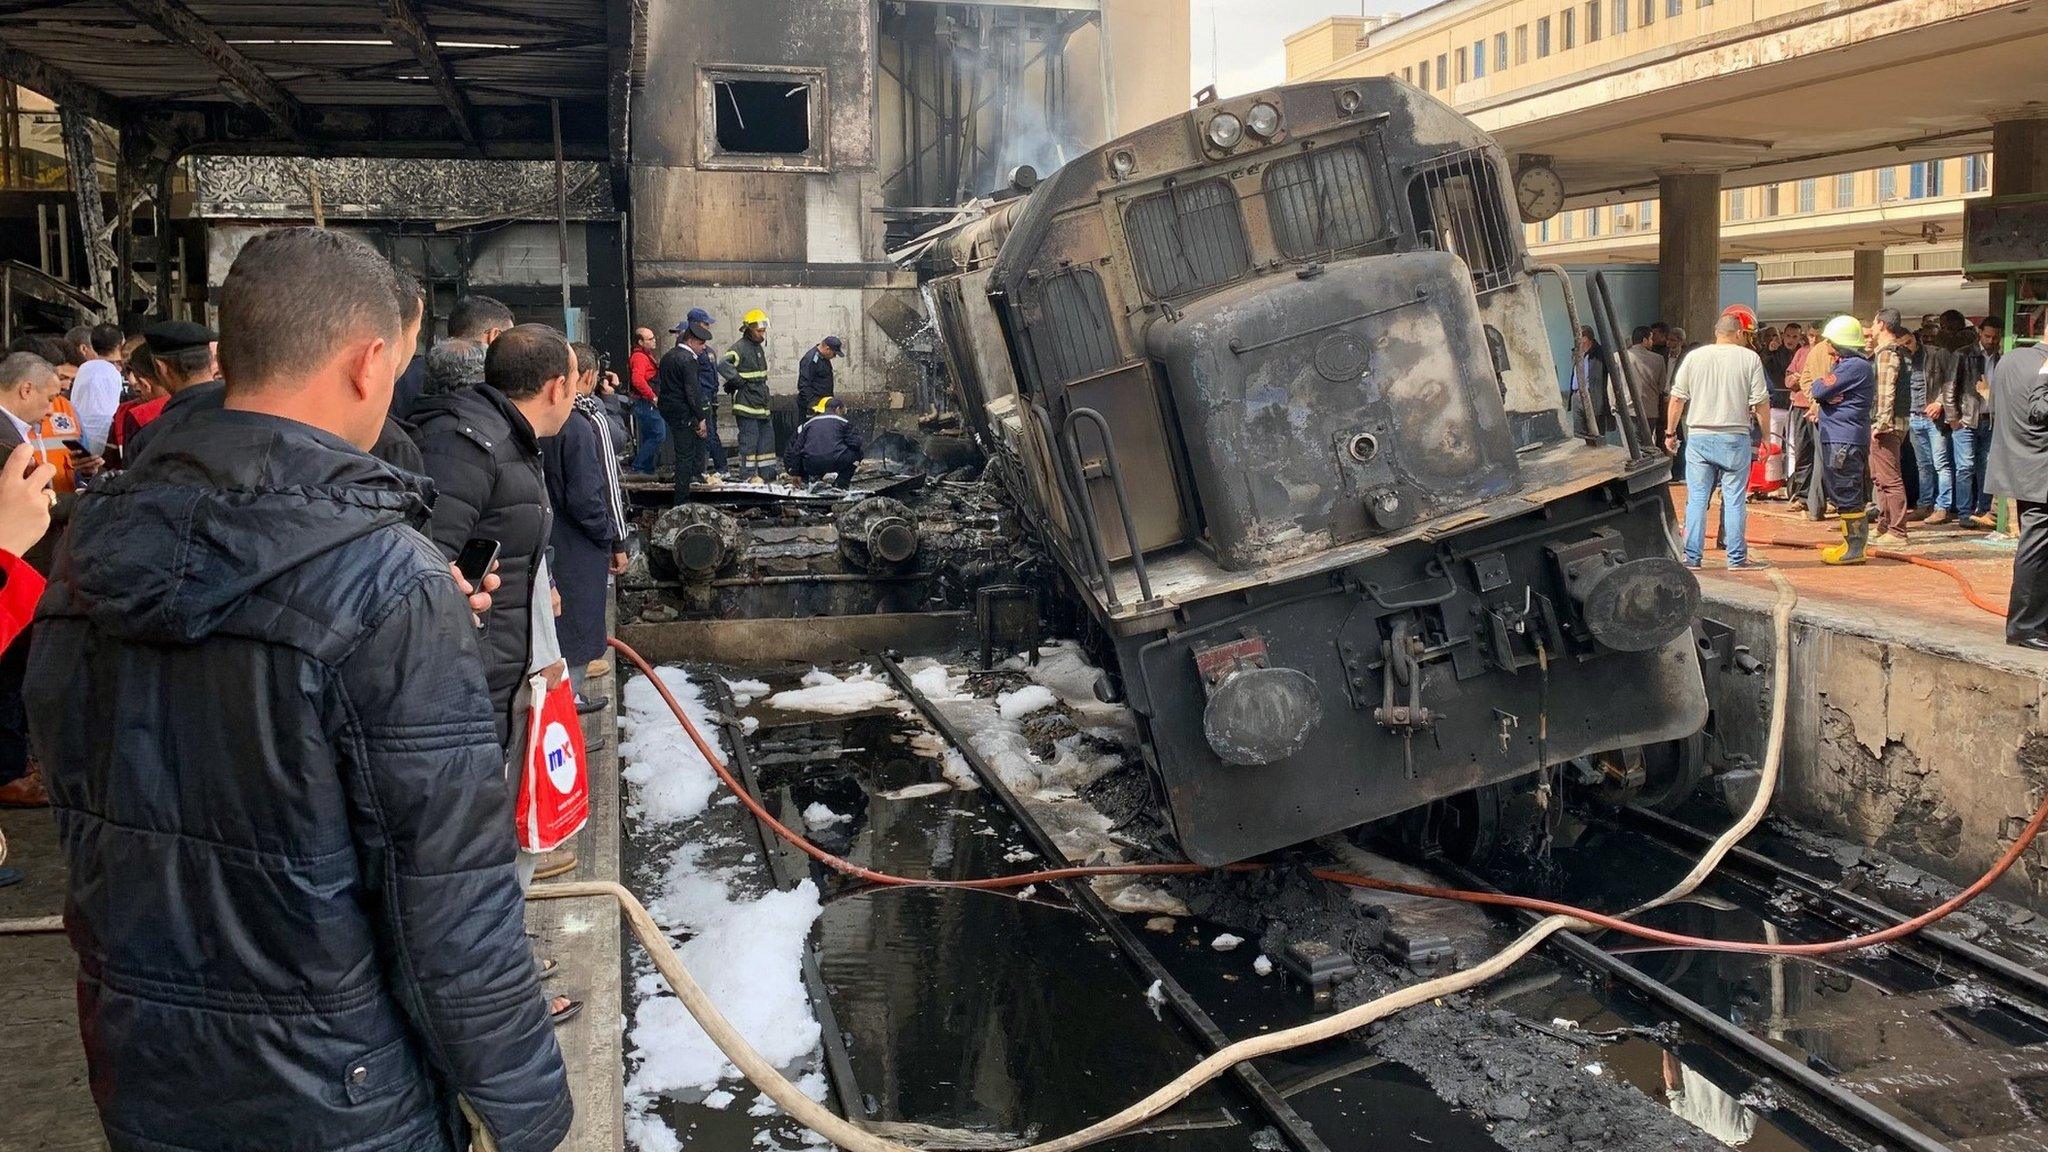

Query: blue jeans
<box><xmin>1954</xmin><ymin>421</ymin><xmax>1992</xmax><ymax>517</ymax></box>
<box><xmin>1908</xmin><ymin>415</ymin><xmax>1953</xmax><ymax>513</ymax></box>
<box><xmin>1683</xmin><ymin>431</ymin><xmax>1754</xmax><ymax>566</ymax></box>
<box><xmin>628</xmin><ymin>399</ymin><xmax>668</xmax><ymax>473</ymax></box>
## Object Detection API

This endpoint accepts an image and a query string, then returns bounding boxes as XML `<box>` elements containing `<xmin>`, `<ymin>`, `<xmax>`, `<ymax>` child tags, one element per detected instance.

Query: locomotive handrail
<box><xmin>1029</xmin><ymin>404</ymin><xmax>1119</xmax><ymax>608</ymax></box>
<box><xmin>1062</xmin><ymin>407</ymin><xmax>1159</xmax><ymax>608</ymax></box>
<box><xmin>1528</xmin><ymin>264</ymin><xmax>1601</xmax><ymax>446</ymax></box>
<box><xmin>1588</xmin><ymin>269</ymin><xmax>1651</xmax><ymax>461</ymax></box>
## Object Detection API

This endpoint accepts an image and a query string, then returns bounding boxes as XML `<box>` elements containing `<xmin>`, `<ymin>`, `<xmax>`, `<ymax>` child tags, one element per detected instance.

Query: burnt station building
<box><xmin>0</xmin><ymin>0</ymin><xmax>1188</xmax><ymax>416</ymax></box>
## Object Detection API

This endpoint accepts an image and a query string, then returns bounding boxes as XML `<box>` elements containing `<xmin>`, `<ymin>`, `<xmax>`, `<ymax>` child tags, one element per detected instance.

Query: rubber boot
<box><xmin>1820</xmin><ymin>510</ymin><xmax>1869</xmax><ymax>566</ymax></box>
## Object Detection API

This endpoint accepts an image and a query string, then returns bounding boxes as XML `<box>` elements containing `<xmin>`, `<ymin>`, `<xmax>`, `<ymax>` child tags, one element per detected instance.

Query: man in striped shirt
<box><xmin>548</xmin><ymin>342</ymin><xmax>630</xmax><ymax>714</ymax></box>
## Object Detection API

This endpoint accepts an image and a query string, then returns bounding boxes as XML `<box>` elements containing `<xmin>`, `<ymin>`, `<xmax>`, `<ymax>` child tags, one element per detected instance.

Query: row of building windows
<box><xmin>1398</xmin><ymin>0</ymin><xmax>1716</xmax><ymax>92</ymax></box>
<box><xmin>1527</xmin><ymin>155</ymin><xmax>1993</xmax><ymax>245</ymax></box>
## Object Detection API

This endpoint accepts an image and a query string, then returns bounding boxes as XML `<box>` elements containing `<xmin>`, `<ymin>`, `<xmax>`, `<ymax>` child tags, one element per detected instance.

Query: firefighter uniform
<box><xmin>720</xmin><ymin>319</ymin><xmax>776</xmax><ymax>482</ymax></box>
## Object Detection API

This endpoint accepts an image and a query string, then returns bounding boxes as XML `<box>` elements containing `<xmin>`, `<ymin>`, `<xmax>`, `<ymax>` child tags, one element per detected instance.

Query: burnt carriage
<box><xmin>923</xmin><ymin>77</ymin><xmax>1706</xmax><ymax>866</ymax></box>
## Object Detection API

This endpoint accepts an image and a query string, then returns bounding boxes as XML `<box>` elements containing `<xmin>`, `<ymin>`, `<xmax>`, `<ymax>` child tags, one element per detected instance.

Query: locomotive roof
<box><xmin>985</xmin><ymin>76</ymin><xmax>1503</xmax><ymax>299</ymax></box>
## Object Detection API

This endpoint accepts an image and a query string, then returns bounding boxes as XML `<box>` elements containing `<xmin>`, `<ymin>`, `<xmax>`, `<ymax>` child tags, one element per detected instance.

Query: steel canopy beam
<box><xmin>377</xmin><ymin>0</ymin><xmax>477</xmax><ymax>149</ymax></box>
<box><xmin>0</xmin><ymin>45</ymin><xmax>123</xmax><ymax>125</ymax></box>
<box><xmin>111</xmin><ymin>0</ymin><xmax>306</xmax><ymax>141</ymax></box>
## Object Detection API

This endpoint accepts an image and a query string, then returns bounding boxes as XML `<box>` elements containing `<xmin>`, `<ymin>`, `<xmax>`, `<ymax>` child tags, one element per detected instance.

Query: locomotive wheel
<box><xmin>1385</xmin><ymin>783</ymin><xmax>1506</xmax><ymax>868</ymax></box>
<box><xmin>1593</xmin><ymin>729</ymin><xmax>1709</xmax><ymax>813</ymax></box>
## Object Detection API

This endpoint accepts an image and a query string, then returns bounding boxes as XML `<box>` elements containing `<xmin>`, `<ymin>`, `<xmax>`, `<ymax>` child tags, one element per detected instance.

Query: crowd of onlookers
<box><xmin>0</xmin><ymin>227</ymin><xmax>644</xmax><ymax>1152</ymax></box>
<box><xmin>0</xmin><ymin>222</ymin><xmax>885</xmax><ymax>1152</ymax></box>
<box><xmin>1593</xmin><ymin>302</ymin><xmax>2048</xmax><ymax>650</ymax></box>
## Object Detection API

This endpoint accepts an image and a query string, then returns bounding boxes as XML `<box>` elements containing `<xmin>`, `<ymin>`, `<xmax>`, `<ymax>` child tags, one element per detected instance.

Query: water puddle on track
<box><xmin>1498</xmin><ymin>814</ymin><xmax>2048</xmax><ymax>1149</ymax></box>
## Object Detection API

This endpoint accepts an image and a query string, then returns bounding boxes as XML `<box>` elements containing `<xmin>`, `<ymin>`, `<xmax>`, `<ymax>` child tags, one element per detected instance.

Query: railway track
<box><xmin>658</xmin><ymin>653</ymin><xmax>2048</xmax><ymax>1152</ymax></box>
<box><xmin>1470</xmin><ymin>802</ymin><xmax>2048</xmax><ymax>1152</ymax></box>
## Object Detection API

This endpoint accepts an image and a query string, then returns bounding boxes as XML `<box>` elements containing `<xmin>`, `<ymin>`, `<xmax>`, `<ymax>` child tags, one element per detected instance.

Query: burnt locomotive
<box><xmin>921</xmin><ymin>77</ymin><xmax>1706</xmax><ymax>867</ymax></box>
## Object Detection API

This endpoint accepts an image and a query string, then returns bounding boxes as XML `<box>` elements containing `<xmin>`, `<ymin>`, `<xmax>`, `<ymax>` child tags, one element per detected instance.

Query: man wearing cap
<box><xmin>784</xmin><ymin>396</ymin><xmax>864</xmax><ymax>489</ymax></box>
<box><xmin>1809</xmin><ymin>314</ymin><xmax>1877</xmax><ymax>565</ymax></box>
<box><xmin>685</xmin><ymin>307</ymin><xmax>729</xmax><ymax>476</ymax></box>
<box><xmin>656</xmin><ymin>322</ymin><xmax>710</xmax><ymax>504</ymax></box>
<box><xmin>121</xmin><ymin>320</ymin><xmax>221</xmax><ymax>461</ymax></box>
<box><xmin>721</xmin><ymin>310</ymin><xmax>776</xmax><ymax>484</ymax></box>
<box><xmin>798</xmin><ymin>336</ymin><xmax>843</xmax><ymax>416</ymax></box>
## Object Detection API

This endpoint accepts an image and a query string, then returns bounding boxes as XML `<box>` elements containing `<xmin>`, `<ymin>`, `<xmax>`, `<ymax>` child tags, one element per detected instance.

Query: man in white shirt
<box><xmin>1664</xmin><ymin>315</ymin><xmax>1773</xmax><ymax>572</ymax></box>
<box><xmin>68</xmin><ymin>323</ymin><xmax>125</xmax><ymax>454</ymax></box>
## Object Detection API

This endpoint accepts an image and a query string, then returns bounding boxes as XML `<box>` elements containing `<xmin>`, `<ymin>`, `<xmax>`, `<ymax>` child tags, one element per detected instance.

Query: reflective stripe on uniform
<box><xmin>731</xmin><ymin>404</ymin><xmax>771</xmax><ymax>417</ymax></box>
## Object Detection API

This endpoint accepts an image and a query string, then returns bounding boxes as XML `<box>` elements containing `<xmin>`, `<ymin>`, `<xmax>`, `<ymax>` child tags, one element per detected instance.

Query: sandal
<box><xmin>535</xmin><ymin>956</ymin><xmax>560</xmax><ymax>980</ymax></box>
<box><xmin>548</xmin><ymin>995</ymin><xmax>583</xmax><ymax>1026</ymax></box>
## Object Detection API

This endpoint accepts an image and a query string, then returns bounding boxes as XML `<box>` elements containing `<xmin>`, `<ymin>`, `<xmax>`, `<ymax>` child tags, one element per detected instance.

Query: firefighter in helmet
<box><xmin>720</xmin><ymin>309</ymin><xmax>776</xmax><ymax>484</ymax></box>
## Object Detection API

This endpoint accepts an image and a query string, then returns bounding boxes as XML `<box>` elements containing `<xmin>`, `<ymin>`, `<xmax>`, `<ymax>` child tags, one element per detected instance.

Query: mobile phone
<box><xmin>455</xmin><ymin>537</ymin><xmax>500</xmax><ymax>584</ymax></box>
<box><xmin>61</xmin><ymin>439</ymin><xmax>88</xmax><ymax>455</ymax></box>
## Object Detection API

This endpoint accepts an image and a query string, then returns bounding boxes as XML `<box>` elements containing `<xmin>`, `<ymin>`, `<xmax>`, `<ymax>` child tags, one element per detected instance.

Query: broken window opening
<box><xmin>713</xmin><ymin>79</ymin><xmax>812</xmax><ymax>156</ymax></box>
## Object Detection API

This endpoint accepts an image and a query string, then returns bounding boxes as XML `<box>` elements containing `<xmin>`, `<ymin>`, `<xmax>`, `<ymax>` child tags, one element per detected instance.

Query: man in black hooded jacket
<box><xmin>412</xmin><ymin>325</ymin><xmax>578</xmax><ymax>755</ymax></box>
<box><xmin>26</xmin><ymin>227</ymin><xmax>570</xmax><ymax>1152</ymax></box>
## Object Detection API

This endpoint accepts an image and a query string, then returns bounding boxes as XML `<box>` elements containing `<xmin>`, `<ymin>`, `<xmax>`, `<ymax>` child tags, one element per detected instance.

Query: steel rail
<box><xmin>1430</xmin><ymin>856</ymin><xmax>1952</xmax><ymax>1152</ymax></box>
<box><xmin>878</xmin><ymin>655</ymin><xmax>1333</xmax><ymax>1152</ymax></box>
<box><xmin>1616</xmin><ymin>804</ymin><xmax>2048</xmax><ymax>1015</ymax></box>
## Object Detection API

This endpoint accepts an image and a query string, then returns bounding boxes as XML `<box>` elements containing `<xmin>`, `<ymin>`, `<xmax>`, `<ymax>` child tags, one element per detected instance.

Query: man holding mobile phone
<box><xmin>25</xmin><ymin>227</ymin><xmax>571</xmax><ymax>1152</ymax></box>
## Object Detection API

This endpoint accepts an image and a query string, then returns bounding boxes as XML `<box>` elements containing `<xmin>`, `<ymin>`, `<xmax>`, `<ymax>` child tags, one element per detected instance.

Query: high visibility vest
<box><xmin>30</xmin><ymin>396</ymin><xmax>81</xmax><ymax>493</ymax></box>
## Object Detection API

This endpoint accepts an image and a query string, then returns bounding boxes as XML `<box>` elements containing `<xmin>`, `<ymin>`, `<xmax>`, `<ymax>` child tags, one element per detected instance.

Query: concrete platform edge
<box><xmin>1699</xmin><ymin>584</ymin><xmax>2048</xmax><ymax>910</ymax></box>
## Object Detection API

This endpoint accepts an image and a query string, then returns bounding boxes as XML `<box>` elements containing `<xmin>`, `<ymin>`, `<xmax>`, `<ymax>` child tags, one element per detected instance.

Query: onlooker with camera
<box><xmin>26</xmin><ymin>227</ymin><xmax>572</xmax><ymax>1152</ymax></box>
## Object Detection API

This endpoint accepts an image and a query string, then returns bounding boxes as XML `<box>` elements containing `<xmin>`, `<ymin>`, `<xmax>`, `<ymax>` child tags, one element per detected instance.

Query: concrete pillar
<box><xmin>1989</xmin><ymin>115</ymin><xmax>2048</xmax><ymax>324</ymax></box>
<box><xmin>1851</xmin><ymin>248</ymin><xmax>1886</xmax><ymax>324</ymax></box>
<box><xmin>1993</xmin><ymin>115</ymin><xmax>2048</xmax><ymax>195</ymax></box>
<box><xmin>1657</xmin><ymin>172</ymin><xmax>1721</xmax><ymax>341</ymax></box>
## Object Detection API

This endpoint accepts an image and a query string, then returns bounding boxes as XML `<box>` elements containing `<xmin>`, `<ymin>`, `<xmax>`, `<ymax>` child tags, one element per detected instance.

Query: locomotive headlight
<box><xmin>1108</xmin><ymin>148</ymin><xmax>1137</xmax><ymax>179</ymax></box>
<box><xmin>1206</xmin><ymin>112</ymin><xmax>1244</xmax><ymax>150</ymax></box>
<box><xmin>1246</xmin><ymin>102</ymin><xmax>1281</xmax><ymax>139</ymax></box>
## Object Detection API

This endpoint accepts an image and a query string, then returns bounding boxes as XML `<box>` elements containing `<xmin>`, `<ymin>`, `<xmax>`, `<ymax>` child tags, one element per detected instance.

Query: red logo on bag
<box><xmin>518</xmin><ymin>677</ymin><xmax>590</xmax><ymax>852</ymax></box>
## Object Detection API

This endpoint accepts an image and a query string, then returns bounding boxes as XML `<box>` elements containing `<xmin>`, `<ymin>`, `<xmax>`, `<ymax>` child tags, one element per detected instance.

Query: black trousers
<box><xmin>1787</xmin><ymin>414</ymin><xmax>1817</xmax><ymax>503</ymax></box>
<box><xmin>2012</xmin><ymin>500</ymin><xmax>2048</xmax><ymax>642</ymax></box>
<box><xmin>796</xmin><ymin>452</ymin><xmax>857</xmax><ymax>487</ymax></box>
<box><xmin>663</xmin><ymin>404</ymin><xmax>702</xmax><ymax>505</ymax></box>
<box><xmin>0</xmin><ymin>622</ymin><xmax>30</xmax><ymax>785</ymax></box>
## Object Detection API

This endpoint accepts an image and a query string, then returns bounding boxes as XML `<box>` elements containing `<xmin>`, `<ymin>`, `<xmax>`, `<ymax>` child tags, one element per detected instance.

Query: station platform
<box><xmin>1673</xmin><ymin>484</ymin><xmax>2048</xmax><ymax>913</ymax></box>
<box><xmin>1672</xmin><ymin>483</ymin><xmax>2017</xmax><ymax>639</ymax></box>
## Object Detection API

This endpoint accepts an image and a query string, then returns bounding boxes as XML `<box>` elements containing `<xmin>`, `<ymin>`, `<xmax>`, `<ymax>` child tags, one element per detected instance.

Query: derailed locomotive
<box><xmin>921</xmin><ymin>77</ymin><xmax>1706</xmax><ymax>867</ymax></box>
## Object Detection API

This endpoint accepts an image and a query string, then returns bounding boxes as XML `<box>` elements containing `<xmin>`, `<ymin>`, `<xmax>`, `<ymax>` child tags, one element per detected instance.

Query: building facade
<box><xmin>1285</xmin><ymin>3</ymin><xmax>1995</xmax><ymax>319</ymax></box>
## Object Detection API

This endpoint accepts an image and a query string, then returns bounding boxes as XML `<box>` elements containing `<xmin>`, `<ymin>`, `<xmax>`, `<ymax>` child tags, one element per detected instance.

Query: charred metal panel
<box><xmin>1145</xmin><ymin>252</ymin><xmax>1519</xmax><ymax>569</ymax></box>
<box><xmin>1127</xmin><ymin>486</ymin><xmax>1704</xmax><ymax>866</ymax></box>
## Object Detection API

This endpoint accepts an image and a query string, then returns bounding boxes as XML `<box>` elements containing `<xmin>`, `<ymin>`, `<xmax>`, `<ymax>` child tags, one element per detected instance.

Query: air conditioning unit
<box><xmin>1615</xmin><ymin>214</ymin><xmax>1635</xmax><ymax>229</ymax></box>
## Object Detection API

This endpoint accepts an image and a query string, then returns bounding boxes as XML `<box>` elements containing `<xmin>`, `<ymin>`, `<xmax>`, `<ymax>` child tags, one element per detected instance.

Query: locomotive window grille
<box><xmin>1409</xmin><ymin>149</ymin><xmax>1519</xmax><ymax>296</ymax></box>
<box><xmin>1031</xmin><ymin>268</ymin><xmax>1121</xmax><ymax>385</ymax></box>
<box><xmin>1263</xmin><ymin>139</ymin><xmax>1394</xmax><ymax>261</ymax></box>
<box><xmin>1124</xmin><ymin>179</ymin><xmax>1251</xmax><ymax>300</ymax></box>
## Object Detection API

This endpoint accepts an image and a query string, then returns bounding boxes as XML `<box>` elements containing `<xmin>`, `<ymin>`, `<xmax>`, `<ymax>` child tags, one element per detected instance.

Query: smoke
<box><xmin>976</xmin><ymin>87</ymin><xmax>1085</xmax><ymax>194</ymax></box>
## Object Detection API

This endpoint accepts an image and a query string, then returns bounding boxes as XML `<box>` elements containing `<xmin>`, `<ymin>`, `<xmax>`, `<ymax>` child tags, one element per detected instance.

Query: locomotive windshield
<box><xmin>1123</xmin><ymin>180</ymin><xmax>1252</xmax><ymax>299</ymax></box>
<box><xmin>1263</xmin><ymin>138</ymin><xmax>1395</xmax><ymax>259</ymax></box>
